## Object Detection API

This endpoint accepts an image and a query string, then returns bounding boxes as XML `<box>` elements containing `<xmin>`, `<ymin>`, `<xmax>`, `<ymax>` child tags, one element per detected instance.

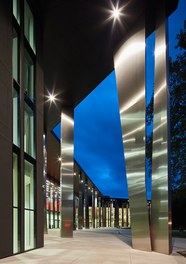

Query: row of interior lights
<box><xmin>56</xmin><ymin>162</ymin><xmax>93</xmax><ymax>191</ymax></box>
<box><xmin>57</xmin><ymin>164</ymin><xmax>92</xmax><ymax>188</ymax></box>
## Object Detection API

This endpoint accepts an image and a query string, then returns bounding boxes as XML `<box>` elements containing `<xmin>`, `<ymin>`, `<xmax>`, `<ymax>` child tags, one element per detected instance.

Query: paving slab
<box><xmin>0</xmin><ymin>228</ymin><xmax>185</xmax><ymax>264</ymax></box>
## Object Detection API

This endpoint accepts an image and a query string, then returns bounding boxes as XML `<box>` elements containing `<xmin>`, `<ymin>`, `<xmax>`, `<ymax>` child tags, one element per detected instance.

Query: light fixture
<box><xmin>49</xmin><ymin>92</ymin><xmax>56</xmax><ymax>102</ymax></box>
<box><xmin>103</xmin><ymin>1</ymin><xmax>127</xmax><ymax>32</ymax></box>
<box><xmin>46</xmin><ymin>90</ymin><xmax>58</xmax><ymax>104</ymax></box>
<box><xmin>58</xmin><ymin>157</ymin><xmax>62</xmax><ymax>162</ymax></box>
<box><xmin>109</xmin><ymin>1</ymin><xmax>125</xmax><ymax>23</ymax></box>
<box><xmin>112</xmin><ymin>6</ymin><xmax>121</xmax><ymax>20</ymax></box>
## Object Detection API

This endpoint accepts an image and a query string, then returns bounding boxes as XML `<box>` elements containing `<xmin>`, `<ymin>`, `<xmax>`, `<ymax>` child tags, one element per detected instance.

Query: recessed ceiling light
<box><xmin>112</xmin><ymin>7</ymin><xmax>121</xmax><ymax>20</ymax></box>
<box><xmin>46</xmin><ymin>90</ymin><xmax>58</xmax><ymax>104</ymax></box>
<box><xmin>49</xmin><ymin>92</ymin><xmax>56</xmax><ymax>102</ymax></box>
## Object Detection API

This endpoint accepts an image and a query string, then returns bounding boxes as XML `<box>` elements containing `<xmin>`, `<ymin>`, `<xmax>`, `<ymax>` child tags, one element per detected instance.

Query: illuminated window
<box><xmin>24</xmin><ymin>160</ymin><xmax>35</xmax><ymax>250</ymax></box>
<box><xmin>13</xmin><ymin>88</ymin><xmax>20</xmax><ymax>147</ymax></box>
<box><xmin>24</xmin><ymin>0</ymin><xmax>35</xmax><ymax>52</ymax></box>
<box><xmin>13</xmin><ymin>0</ymin><xmax>20</xmax><ymax>24</ymax></box>
<box><xmin>24</xmin><ymin>50</ymin><xmax>34</xmax><ymax>102</ymax></box>
<box><xmin>13</xmin><ymin>153</ymin><xmax>20</xmax><ymax>254</ymax></box>
<box><xmin>24</xmin><ymin>103</ymin><xmax>35</xmax><ymax>158</ymax></box>
<box><xmin>13</xmin><ymin>29</ymin><xmax>19</xmax><ymax>82</ymax></box>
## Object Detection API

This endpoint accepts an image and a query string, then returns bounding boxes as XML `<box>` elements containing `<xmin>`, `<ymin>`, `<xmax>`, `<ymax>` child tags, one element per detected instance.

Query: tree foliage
<box><xmin>169</xmin><ymin>20</ymin><xmax>186</xmax><ymax>191</ymax></box>
<box><xmin>169</xmin><ymin>20</ymin><xmax>186</xmax><ymax>229</ymax></box>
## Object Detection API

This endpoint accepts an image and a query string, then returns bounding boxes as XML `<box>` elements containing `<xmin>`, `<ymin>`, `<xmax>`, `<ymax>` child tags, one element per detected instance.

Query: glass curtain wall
<box><xmin>46</xmin><ymin>179</ymin><xmax>60</xmax><ymax>229</ymax></box>
<box><xmin>13</xmin><ymin>88</ymin><xmax>20</xmax><ymax>147</ymax></box>
<box><xmin>23</xmin><ymin>0</ymin><xmax>36</xmax><ymax>251</ymax></box>
<box><xmin>13</xmin><ymin>153</ymin><xmax>20</xmax><ymax>254</ymax></box>
<box><xmin>13</xmin><ymin>0</ymin><xmax>20</xmax><ymax>24</ymax></box>
<box><xmin>24</xmin><ymin>103</ymin><xmax>35</xmax><ymax>158</ymax></box>
<box><xmin>13</xmin><ymin>29</ymin><xmax>19</xmax><ymax>83</ymax></box>
<box><xmin>24</xmin><ymin>50</ymin><xmax>34</xmax><ymax>102</ymax></box>
<box><xmin>24</xmin><ymin>160</ymin><xmax>35</xmax><ymax>250</ymax></box>
<box><xmin>13</xmin><ymin>5</ymin><xmax>20</xmax><ymax>252</ymax></box>
<box><xmin>12</xmin><ymin>0</ymin><xmax>36</xmax><ymax>254</ymax></box>
<box><xmin>24</xmin><ymin>0</ymin><xmax>35</xmax><ymax>52</ymax></box>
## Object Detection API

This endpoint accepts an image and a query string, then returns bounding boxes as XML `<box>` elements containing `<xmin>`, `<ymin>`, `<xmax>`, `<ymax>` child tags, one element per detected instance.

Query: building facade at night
<box><xmin>0</xmin><ymin>0</ymin><xmax>43</xmax><ymax>258</ymax></box>
<box><xmin>0</xmin><ymin>0</ymin><xmax>184</xmax><ymax>260</ymax></box>
<box><xmin>46</xmin><ymin>164</ymin><xmax>130</xmax><ymax>231</ymax></box>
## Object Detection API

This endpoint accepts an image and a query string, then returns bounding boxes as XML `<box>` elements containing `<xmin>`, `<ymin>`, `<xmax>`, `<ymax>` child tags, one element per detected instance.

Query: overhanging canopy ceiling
<box><xmin>42</xmin><ymin>0</ymin><xmax>178</xmax><ymax>109</ymax></box>
<box><xmin>41</xmin><ymin>0</ymin><xmax>178</xmax><ymax>182</ymax></box>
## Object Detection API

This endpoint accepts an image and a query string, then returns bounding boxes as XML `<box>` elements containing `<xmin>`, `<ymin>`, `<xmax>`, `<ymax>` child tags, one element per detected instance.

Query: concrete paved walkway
<box><xmin>0</xmin><ymin>228</ymin><xmax>185</xmax><ymax>264</ymax></box>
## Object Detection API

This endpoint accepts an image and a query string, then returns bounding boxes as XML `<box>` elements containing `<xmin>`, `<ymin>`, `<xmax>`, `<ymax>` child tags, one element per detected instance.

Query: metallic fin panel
<box><xmin>98</xmin><ymin>197</ymin><xmax>102</xmax><ymax>227</ymax></box>
<box><xmin>78</xmin><ymin>173</ymin><xmax>83</xmax><ymax>229</ymax></box>
<box><xmin>84</xmin><ymin>182</ymin><xmax>89</xmax><ymax>229</ymax></box>
<box><xmin>151</xmin><ymin>2</ymin><xmax>171</xmax><ymax>254</ymax></box>
<box><xmin>114</xmin><ymin>20</ymin><xmax>151</xmax><ymax>251</ymax></box>
<box><xmin>102</xmin><ymin>201</ymin><xmax>106</xmax><ymax>227</ymax></box>
<box><xmin>92</xmin><ymin>188</ymin><xmax>95</xmax><ymax>228</ymax></box>
<box><xmin>60</xmin><ymin>109</ymin><xmax>74</xmax><ymax>238</ymax></box>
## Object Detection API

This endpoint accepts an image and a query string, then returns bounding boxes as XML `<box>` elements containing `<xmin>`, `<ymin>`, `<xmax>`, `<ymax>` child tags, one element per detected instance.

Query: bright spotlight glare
<box><xmin>112</xmin><ymin>7</ymin><xmax>120</xmax><ymax>19</ymax></box>
<box><xmin>49</xmin><ymin>92</ymin><xmax>56</xmax><ymax>102</ymax></box>
<box><xmin>46</xmin><ymin>90</ymin><xmax>58</xmax><ymax>105</ymax></box>
<box><xmin>104</xmin><ymin>1</ymin><xmax>127</xmax><ymax>29</ymax></box>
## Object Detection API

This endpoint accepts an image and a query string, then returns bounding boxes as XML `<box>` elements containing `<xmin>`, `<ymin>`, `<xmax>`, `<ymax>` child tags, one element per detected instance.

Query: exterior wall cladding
<box><xmin>0</xmin><ymin>0</ymin><xmax>44</xmax><ymax>259</ymax></box>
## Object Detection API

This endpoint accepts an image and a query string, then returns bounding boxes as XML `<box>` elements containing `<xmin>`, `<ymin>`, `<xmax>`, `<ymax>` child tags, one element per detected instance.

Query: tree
<box><xmin>169</xmin><ymin>20</ymin><xmax>186</xmax><ymax>229</ymax></box>
<box><xmin>169</xmin><ymin>20</ymin><xmax>186</xmax><ymax>191</ymax></box>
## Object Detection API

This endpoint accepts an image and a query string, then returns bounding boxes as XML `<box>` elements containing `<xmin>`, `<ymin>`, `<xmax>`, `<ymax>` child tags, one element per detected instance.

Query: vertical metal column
<box><xmin>107</xmin><ymin>202</ymin><xmax>110</xmax><ymax>227</ymax></box>
<box><xmin>52</xmin><ymin>186</ymin><xmax>55</xmax><ymax>228</ymax></box>
<box><xmin>151</xmin><ymin>1</ymin><xmax>171</xmax><ymax>255</ymax></box>
<box><xmin>73</xmin><ymin>197</ymin><xmax>76</xmax><ymax>230</ymax></box>
<box><xmin>92</xmin><ymin>188</ymin><xmax>95</xmax><ymax>228</ymax></box>
<box><xmin>95</xmin><ymin>191</ymin><xmax>98</xmax><ymax>228</ymax></box>
<box><xmin>60</xmin><ymin>108</ymin><xmax>74</xmax><ymax>238</ymax></box>
<box><xmin>98</xmin><ymin>197</ymin><xmax>102</xmax><ymax>227</ymax></box>
<box><xmin>78</xmin><ymin>173</ymin><xmax>83</xmax><ymax>229</ymax></box>
<box><xmin>126</xmin><ymin>203</ymin><xmax>129</xmax><ymax>228</ymax></box>
<box><xmin>122</xmin><ymin>203</ymin><xmax>124</xmax><ymax>227</ymax></box>
<box><xmin>114</xmin><ymin>18</ymin><xmax>151</xmax><ymax>251</ymax></box>
<box><xmin>49</xmin><ymin>183</ymin><xmax>52</xmax><ymax>228</ymax></box>
<box><xmin>57</xmin><ymin>187</ymin><xmax>60</xmax><ymax>228</ymax></box>
<box><xmin>84</xmin><ymin>182</ymin><xmax>89</xmax><ymax>229</ymax></box>
<box><xmin>43</xmin><ymin>135</ymin><xmax>48</xmax><ymax>234</ymax></box>
<box><xmin>106</xmin><ymin>201</ymin><xmax>109</xmax><ymax>227</ymax></box>
<box><xmin>102</xmin><ymin>200</ymin><xmax>106</xmax><ymax>227</ymax></box>
<box><xmin>115</xmin><ymin>200</ymin><xmax>119</xmax><ymax>228</ymax></box>
<box><xmin>110</xmin><ymin>200</ymin><xmax>113</xmax><ymax>227</ymax></box>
